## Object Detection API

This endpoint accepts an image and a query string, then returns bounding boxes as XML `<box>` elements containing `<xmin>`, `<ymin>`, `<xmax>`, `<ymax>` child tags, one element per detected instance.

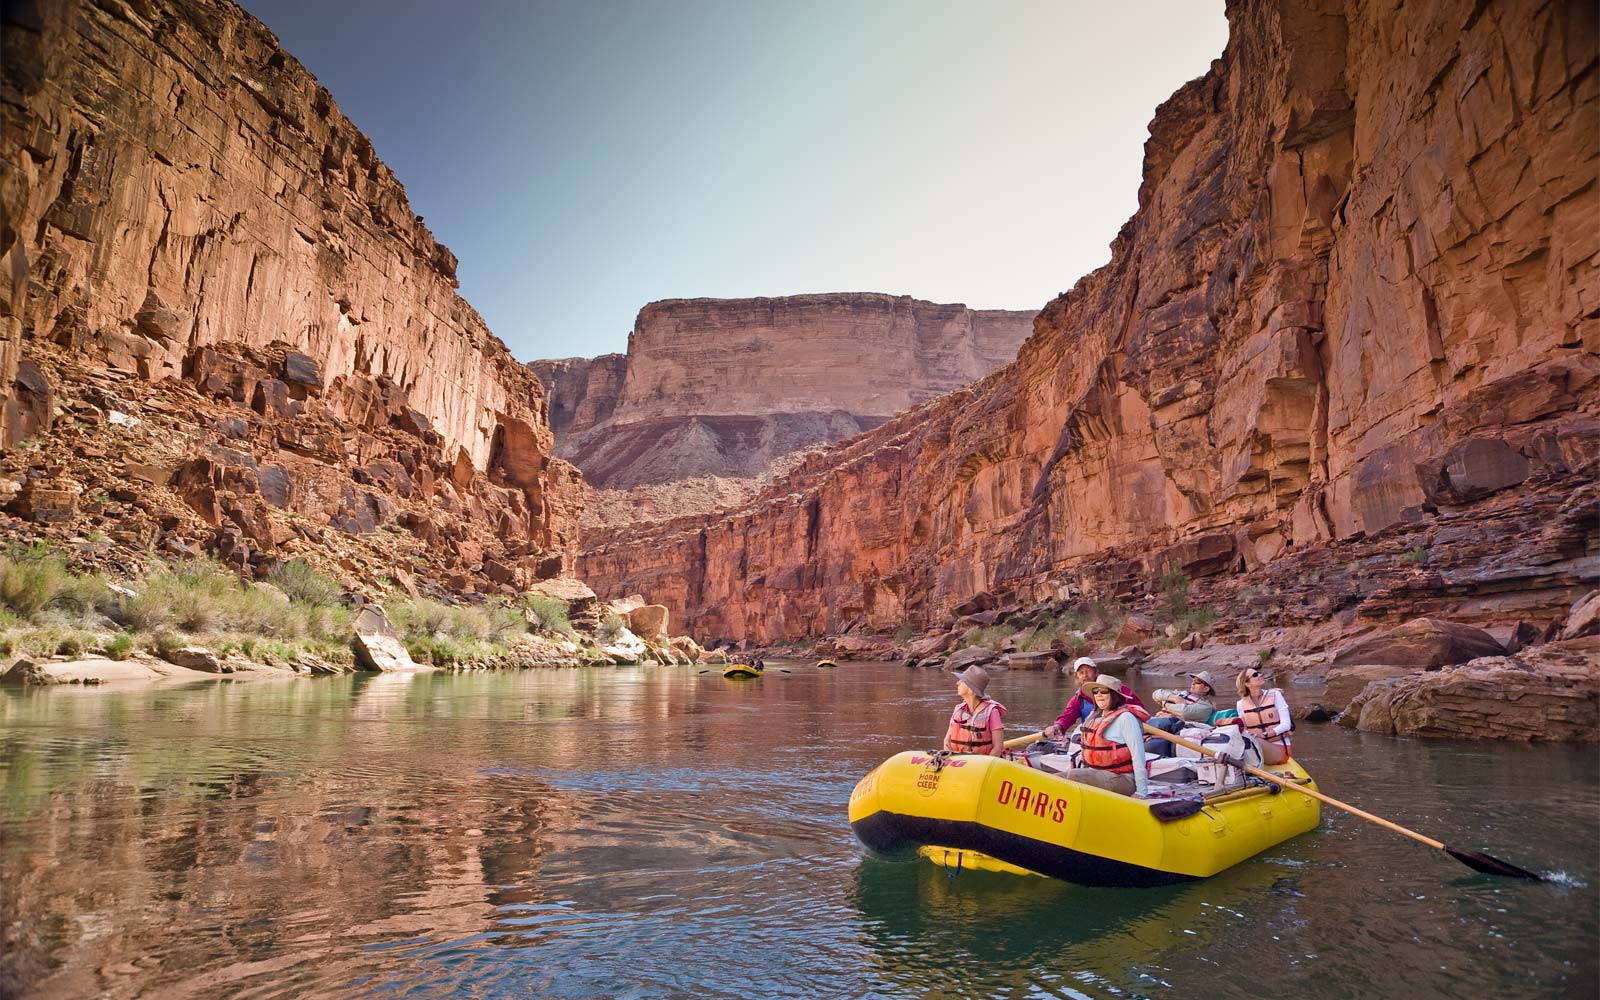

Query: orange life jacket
<box><xmin>1080</xmin><ymin>705</ymin><xmax>1151</xmax><ymax>772</ymax></box>
<box><xmin>947</xmin><ymin>699</ymin><xmax>1005</xmax><ymax>754</ymax></box>
<box><xmin>1239</xmin><ymin>691</ymin><xmax>1293</xmax><ymax>747</ymax></box>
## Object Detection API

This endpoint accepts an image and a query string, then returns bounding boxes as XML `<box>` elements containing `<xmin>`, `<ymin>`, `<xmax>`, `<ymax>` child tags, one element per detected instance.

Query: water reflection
<box><xmin>0</xmin><ymin>664</ymin><xmax>1595</xmax><ymax>999</ymax></box>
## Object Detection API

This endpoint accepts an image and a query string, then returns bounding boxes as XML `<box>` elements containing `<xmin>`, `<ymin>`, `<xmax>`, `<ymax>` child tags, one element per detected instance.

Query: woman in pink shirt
<box><xmin>944</xmin><ymin>665</ymin><xmax>1006</xmax><ymax>755</ymax></box>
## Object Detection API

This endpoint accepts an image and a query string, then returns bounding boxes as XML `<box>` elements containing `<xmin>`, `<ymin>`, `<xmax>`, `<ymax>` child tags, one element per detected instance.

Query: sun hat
<box><xmin>1079</xmin><ymin>673</ymin><xmax>1125</xmax><ymax>698</ymax></box>
<box><xmin>1187</xmin><ymin>670</ymin><xmax>1218</xmax><ymax>694</ymax></box>
<box><xmin>953</xmin><ymin>664</ymin><xmax>992</xmax><ymax>698</ymax></box>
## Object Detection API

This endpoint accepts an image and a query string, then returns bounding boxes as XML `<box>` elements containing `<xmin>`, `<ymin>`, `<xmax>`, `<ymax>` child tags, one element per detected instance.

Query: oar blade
<box><xmin>1444</xmin><ymin>845</ymin><xmax>1543</xmax><ymax>881</ymax></box>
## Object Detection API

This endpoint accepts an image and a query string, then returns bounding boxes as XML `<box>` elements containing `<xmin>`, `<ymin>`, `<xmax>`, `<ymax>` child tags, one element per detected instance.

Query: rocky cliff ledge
<box><xmin>531</xmin><ymin>294</ymin><xmax>1034</xmax><ymax>489</ymax></box>
<box><xmin>582</xmin><ymin>0</ymin><xmax>1598</xmax><ymax>647</ymax></box>
<box><xmin>0</xmin><ymin>0</ymin><xmax>582</xmax><ymax>585</ymax></box>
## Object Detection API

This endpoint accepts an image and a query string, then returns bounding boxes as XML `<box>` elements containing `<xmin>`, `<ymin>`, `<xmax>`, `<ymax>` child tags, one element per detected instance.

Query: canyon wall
<box><xmin>531</xmin><ymin>294</ymin><xmax>1034</xmax><ymax>488</ymax></box>
<box><xmin>583</xmin><ymin>0</ymin><xmax>1599</xmax><ymax>642</ymax></box>
<box><xmin>0</xmin><ymin>0</ymin><xmax>581</xmax><ymax>573</ymax></box>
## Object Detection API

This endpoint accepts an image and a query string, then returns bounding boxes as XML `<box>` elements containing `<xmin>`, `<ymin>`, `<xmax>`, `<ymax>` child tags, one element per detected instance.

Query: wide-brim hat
<box><xmin>953</xmin><ymin>664</ymin><xmax>991</xmax><ymax>698</ymax></box>
<box><xmin>1187</xmin><ymin>670</ymin><xmax>1218</xmax><ymax>694</ymax></box>
<box><xmin>1079</xmin><ymin>673</ymin><xmax>1125</xmax><ymax>698</ymax></box>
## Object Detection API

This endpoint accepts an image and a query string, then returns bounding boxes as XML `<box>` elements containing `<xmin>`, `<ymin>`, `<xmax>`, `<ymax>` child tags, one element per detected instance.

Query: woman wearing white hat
<box><xmin>943</xmin><ymin>665</ymin><xmax>1007</xmax><ymax>756</ymax></box>
<box><xmin>1062</xmin><ymin>673</ymin><xmax>1152</xmax><ymax>796</ymax></box>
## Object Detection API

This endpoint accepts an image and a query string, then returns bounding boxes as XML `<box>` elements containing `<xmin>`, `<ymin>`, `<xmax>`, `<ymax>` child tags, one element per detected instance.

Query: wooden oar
<box><xmin>1003</xmin><ymin>731</ymin><xmax>1048</xmax><ymax>750</ymax></box>
<box><xmin>1142</xmin><ymin>722</ymin><xmax>1543</xmax><ymax>881</ymax></box>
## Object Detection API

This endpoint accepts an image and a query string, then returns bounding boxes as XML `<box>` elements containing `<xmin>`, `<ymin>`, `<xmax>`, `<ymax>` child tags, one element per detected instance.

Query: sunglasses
<box><xmin>1247</xmin><ymin>670</ymin><xmax>1262</xmax><ymax>679</ymax></box>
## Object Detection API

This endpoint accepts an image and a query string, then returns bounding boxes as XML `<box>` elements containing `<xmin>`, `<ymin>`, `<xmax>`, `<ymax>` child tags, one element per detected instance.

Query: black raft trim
<box><xmin>852</xmin><ymin>811</ymin><xmax>1198</xmax><ymax>888</ymax></box>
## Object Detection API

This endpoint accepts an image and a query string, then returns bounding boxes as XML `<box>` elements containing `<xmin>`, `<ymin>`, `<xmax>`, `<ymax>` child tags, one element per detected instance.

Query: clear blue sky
<box><xmin>242</xmin><ymin>1</ymin><xmax>1228</xmax><ymax>361</ymax></box>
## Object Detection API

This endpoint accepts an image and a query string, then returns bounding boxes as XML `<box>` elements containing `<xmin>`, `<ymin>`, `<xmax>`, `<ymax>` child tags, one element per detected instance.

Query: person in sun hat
<box><xmin>943</xmin><ymin>664</ymin><xmax>1007</xmax><ymax>756</ymax></box>
<box><xmin>1041</xmin><ymin>656</ymin><xmax>1146</xmax><ymax>739</ymax></box>
<box><xmin>1061</xmin><ymin>673</ymin><xmax>1153</xmax><ymax>796</ymax></box>
<box><xmin>1144</xmin><ymin>670</ymin><xmax>1219</xmax><ymax>756</ymax></box>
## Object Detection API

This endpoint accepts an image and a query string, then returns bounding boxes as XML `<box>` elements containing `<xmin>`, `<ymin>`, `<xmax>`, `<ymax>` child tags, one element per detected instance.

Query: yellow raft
<box><xmin>723</xmin><ymin>663</ymin><xmax>762</xmax><ymax>679</ymax></box>
<box><xmin>849</xmin><ymin>750</ymin><xmax>1320</xmax><ymax>887</ymax></box>
<box><xmin>815</xmin><ymin>659</ymin><xmax>838</xmax><ymax>669</ymax></box>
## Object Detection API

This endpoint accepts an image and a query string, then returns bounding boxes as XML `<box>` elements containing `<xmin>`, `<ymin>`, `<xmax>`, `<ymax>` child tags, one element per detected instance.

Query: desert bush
<box><xmin>599</xmin><ymin>612</ymin><xmax>626</xmax><ymax>639</ymax></box>
<box><xmin>0</xmin><ymin>544</ymin><xmax>107</xmax><ymax>620</ymax></box>
<box><xmin>267</xmin><ymin>559</ymin><xmax>345</xmax><ymax>606</ymax></box>
<box><xmin>963</xmin><ymin>624</ymin><xmax>1011</xmax><ymax>649</ymax></box>
<box><xmin>522</xmin><ymin>594</ymin><xmax>574</xmax><ymax>637</ymax></box>
<box><xmin>1400</xmin><ymin>545</ymin><xmax>1430</xmax><ymax>566</ymax></box>
<box><xmin>103</xmin><ymin>633</ymin><xmax>136</xmax><ymax>660</ymax></box>
<box><xmin>892</xmin><ymin>624</ymin><xmax>917</xmax><ymax>644</ymax></box>
<box><xmin>390</xmin><ymin>597</ymin><xmax>524</xmax><ymax>646</ymax></box>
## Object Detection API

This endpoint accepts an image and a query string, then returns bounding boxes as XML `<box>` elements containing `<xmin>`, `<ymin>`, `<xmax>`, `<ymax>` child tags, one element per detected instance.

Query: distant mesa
<box><xmin>531</xmin><ymin>293</ymin><xmax>1035</xmax><ymax>490</ymax></box>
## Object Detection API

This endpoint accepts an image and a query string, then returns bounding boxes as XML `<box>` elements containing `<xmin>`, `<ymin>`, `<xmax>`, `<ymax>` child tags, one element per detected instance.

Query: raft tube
<box><xmin>849</xmin><ymin>751</ymin><xmax>1319</xmax><ymax>887</ymax></box>
<box><xmin>723</xmin><ymin>664</ymin><xmax>762</xmax><ymax>679</ymax></box>
<box><xmin>815</xmin><ymin>659</ymin><xmax>838</xmax><ymax>669</ymax></box>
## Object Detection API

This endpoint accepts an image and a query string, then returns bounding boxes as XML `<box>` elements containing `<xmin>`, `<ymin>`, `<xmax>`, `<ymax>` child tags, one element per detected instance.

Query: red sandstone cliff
<box><xmin>582</xmin><ymin>0</ymin><xmax>1599</xmax><ymax>643</ymax></box>
<box><xmin>0</xmin><ymin>0</ymin><xmax>581</xmax><ymax>584</ymax></box>
<box><xmin>531</xmin><ymin>294</ymin><xmax>1034</xmax><ymax>488</ymax></box>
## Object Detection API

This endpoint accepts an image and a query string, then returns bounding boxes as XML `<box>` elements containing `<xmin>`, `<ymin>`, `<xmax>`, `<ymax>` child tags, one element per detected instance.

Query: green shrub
<box><xmin>599</xmin><ymin>612</ymin><xmax>625</xmax><ymax>638</ymax></box>
<box><xmin>55</xmin><ymin>633</ymin><xmax>85</xmax><ymax>658</ymax></box>
<box><xmin>1400</xmin><ymin>545</ymin><xmax>1430</xmax><ymax>566</ymax></box>
<box><xmin>103</xmin><ymin>633</ymin><xmax>136</xmax><ymax>660</ymax></box>
<box><xmin>268</xmin><ymin>559</ymin><xmax>344</xmax><ymax>606</ymax></box>
<box><xmin>522</xmin><ymin>594</ymin><xmax>574</xmax><ymax>637</ymax></box>
<box><xmin>892</xmin><ymin>624</ymin><xmax>916</xmax><ymax>644</ymax></box>
<box><xmin>0</xmin><ymin>544</ymin><xmax>107</xmax><ymax>620</ymax></box>
<box><xmin>963</xmin><ymin>624</ymin><xmax>1011</xmax><ymax>649</ymax></box>
<box><xmin>390</xmin><ymin>597</ymin><xmax>523</xmax><ymax>647</ymax></box>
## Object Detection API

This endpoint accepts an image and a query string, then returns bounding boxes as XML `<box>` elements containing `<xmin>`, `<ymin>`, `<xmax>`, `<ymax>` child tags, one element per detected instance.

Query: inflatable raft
<box><xmin>849</xmin><ymin>749</ymin><xmax>1320</xmax><ymax>887</ymax></box>
<box><xmin>815</xmin><ymin>659</ymin><xmax>838</xmax><ymax>669</ymax></box>
<box><xmin>723</xmin><ymin>663</ymin><xmax>762</xmax><ymax>679</ymax></box>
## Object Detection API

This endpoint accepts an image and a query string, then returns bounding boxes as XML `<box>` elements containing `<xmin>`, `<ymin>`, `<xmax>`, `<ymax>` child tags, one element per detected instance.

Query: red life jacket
<box><xmin>1239</xmin><ymin>691</ymin><xmax>1293</xmax><ymax>747</ymax></box>
<box><xmin>1080</xmin><ymin>705</ymin><xmax>1150</xmax><ymax>772</ymax></box>
<box><xmin>947</xmin><ymin>699</ymin><xmax>1005</xmax><ymax>754</ymax></box>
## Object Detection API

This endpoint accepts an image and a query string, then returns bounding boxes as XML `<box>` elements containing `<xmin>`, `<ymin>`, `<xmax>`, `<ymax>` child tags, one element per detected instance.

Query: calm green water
<box><xmin>1</xmin><ymin>664</ymin><xmax>1595</xmax><ymax>999</ymax></box>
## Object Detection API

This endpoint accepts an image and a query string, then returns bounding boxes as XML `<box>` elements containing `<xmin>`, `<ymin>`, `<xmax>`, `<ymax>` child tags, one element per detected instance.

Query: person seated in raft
<box><xmin>1144</xmin><ymin>670</ymin><xmax>1218</xmax><ymax>756</ymax></box>
<box><xmin>1236</xmin><ymin>667</ymin><xmax>1294</xmax><ymax>765</ymax></box>
<box><xmin>1041</xmin><ymin>657</ymin><xmax>1146</xmax><ymax>740</ymax></box>
<box><xmin>944</xmin><ymin>665</ymin><xmax>1006</xmax><ymax>756</ymax></box>
<box><xmin>1061</xmin><ymin>673</ymin><xmax>1151</xmax><ymax>796</ymax></box>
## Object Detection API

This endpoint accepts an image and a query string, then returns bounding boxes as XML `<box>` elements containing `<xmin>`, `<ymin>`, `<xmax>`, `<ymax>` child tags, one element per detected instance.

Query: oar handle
<box><xmin>1141</xmin><ymin>722</ymin><xmax>1447</xmax><ymax>852</ymax></box>
<box><xmin>1003</xmin><ymin>731</ymin><xmax>1047</xmax><ymax>750</ymax></box>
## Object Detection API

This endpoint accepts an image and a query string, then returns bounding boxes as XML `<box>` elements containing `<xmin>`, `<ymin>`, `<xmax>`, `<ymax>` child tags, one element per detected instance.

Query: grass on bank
<box><xmin>0</xmin><ymin>546</ymin><xmax>606</xmax><ymax>669</ymax></box>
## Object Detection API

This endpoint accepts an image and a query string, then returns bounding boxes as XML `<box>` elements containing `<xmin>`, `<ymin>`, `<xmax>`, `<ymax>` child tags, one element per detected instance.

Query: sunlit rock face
<box><xmin>582</xmin><ymin>0</ymin><xmax>1599</xmax><ymax>643</ymax></box>
<box><xmin>530</xmin><ymin>294</ymin><xmax>1035</xmax><ymax>488</ymax></box>
<box><xmin>0</xmin><ymin>0</ymin><xmax>583</xmax><ymax>579</ymax></box>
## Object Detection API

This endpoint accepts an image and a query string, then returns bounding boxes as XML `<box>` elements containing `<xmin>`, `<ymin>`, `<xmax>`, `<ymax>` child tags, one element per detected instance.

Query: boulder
<box><xmin>525</xmin><ymin>578</ymin><xmax>597</xmax><ymax>605</ymax></box>
<box><xmin>607</xmin><ymin>594</ymin><xmax>647</xmax><ymax>616</ymax></box>
<box><xmin>906</xmin><ymin>630</ymin><xmax>958</xmax><ymax>659</ymax></box>
<box><xmin>1339</xmin><ymin>637</ymin><xmax>1600</xmax><ymax>742</ymax></box>
<box><xmin>1329</xmin><ymin>617</ymin><xmax>1505</xmax><ymax>669</ymax></box>
<box><xmin>669</xmin><ymin>635</ymin><xmax>703</xmax><ymax>662</ymax></box>
<box><xmin>1115</xmin><ymin>615</ymin><xmax>1158</xmax><ymax>648</ymax></box>
<box><xmin>946</xmin><ymin>646</ymin><xmax>998</xmax><ymax>671</ymax></box>
<box><xmin>1323</xmin><ymin>663</ymin><xmax>1418</xmax><ymax>711</ymax></box>
<box><xmin>1</xmin><ymin>657</ymin><xmax>163</xmax><ymax>685</ymax></box>
<box><xmin>157</xmin><ymin>645</ymin><xmax>226</xmax><ymax>673</ymax></box>
<box><xmin>951</xmin><ymin>591</ymin><xmax>998</xmax><ymax>618</ymax></box>
<box><xmin>627</xmin><ymin>604</ymin><xmax>670</xmax><ymax>641</ymax></box>
<box><xmin>600</xmin><ymin>626</ymin><xmax>648</xmax><ymax>665</ymax></box>
<box><xmin>352</xmin><ymin>605</ymin><xmax>421</xmax><ymax>672</ymax></box>
<box><xmin>1000</xmin><ymin>651</ymin><xmax>1057</xmax><ymax>670</ymax></box>
<box><xmin>6</xmin><ymin>479</ymin><xmax>79</xmax><ymax>524</ymax></box>
<box><xmin>1560</xmin><ymin>590</ymin><xmax>1600</xmax><ymax>640</ymax></box>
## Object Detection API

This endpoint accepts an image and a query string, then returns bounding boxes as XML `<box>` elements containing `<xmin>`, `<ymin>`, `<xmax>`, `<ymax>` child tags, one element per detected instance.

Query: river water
<box><xmin>1</xmin><ymin>663</ymin><xmax>1595</xmax><ymax>999</ymax></box>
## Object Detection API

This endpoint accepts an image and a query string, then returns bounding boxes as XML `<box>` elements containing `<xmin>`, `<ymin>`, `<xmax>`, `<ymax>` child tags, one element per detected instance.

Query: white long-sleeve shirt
<box><xmin>1237</xmin><ymin>688</ymin><xmax>1293</xmax><ymax>738</ymax></box>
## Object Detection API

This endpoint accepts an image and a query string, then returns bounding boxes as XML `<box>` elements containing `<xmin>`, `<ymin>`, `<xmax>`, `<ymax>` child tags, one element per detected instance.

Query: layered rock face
<box><xmin>583</xmin><ymin>0</ymin><xmax>1599</xmax><ymax>644</ymax></box>
<box><xmin>0</xmin><ymin>0</ymin><xmax>581</xmax><ymax>579</ymax></box>
<box><xmin>531</xmin><ymin>295</ymin><xmax>1034</xmax><ymax>488</ymax></box>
